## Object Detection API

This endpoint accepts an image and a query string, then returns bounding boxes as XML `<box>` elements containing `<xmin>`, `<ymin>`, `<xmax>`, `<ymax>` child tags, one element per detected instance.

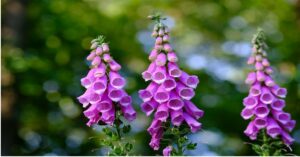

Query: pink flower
<box><xmin>242</xmin><ymin>30</ymin><xmax>295</xmax><ymax>145</ymax></box>
<box><xmin>78</xmin><ymin>36</ymin><xmax>136</xmax><ymax>126</ymax></box>
<box><xmin>139</xmin><ymin>21</ymin><xmax>204</xmax><ymax>151</ymax></box>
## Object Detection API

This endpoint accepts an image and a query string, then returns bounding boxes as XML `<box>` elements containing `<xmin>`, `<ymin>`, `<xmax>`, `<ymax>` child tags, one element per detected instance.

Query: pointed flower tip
<box><xmin>90</xmin><ymin>35</ymin><xmax>107</xmax><ymax>49</ymax></box>
<box><xmin>252</xmin><ymin>28</ymin><xmax>266</xmax><ymax>45</ymax></box>
<box><xmin>148</xmin><ymin>13</ymin><xmax>167</xmax><ymax>23</ymax></box>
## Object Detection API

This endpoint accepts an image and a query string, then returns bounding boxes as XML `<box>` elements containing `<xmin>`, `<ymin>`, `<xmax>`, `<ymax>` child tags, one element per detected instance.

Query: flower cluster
<box><xmin>78</xmin><ymin>36</ymin><xmax>136</xmax><ymax>126</ymax></box>
<box><xmin>139</xmin><ymin>17</ymin><xmax>204</xmax><ymax>151</ymax></box>
<box><xmin>241</xmin><ymin>30</ymin><xmax>295</xmax><ymax>145</ymax></box>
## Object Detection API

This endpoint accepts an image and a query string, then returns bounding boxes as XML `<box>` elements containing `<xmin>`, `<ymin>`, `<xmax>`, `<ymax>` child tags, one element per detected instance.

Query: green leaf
<box><xmin>111</xmin><ymin>133</ymin><xmax>119</xmax><ymax>141</ymax></box>
<box><xmin>272</xmin><ymin>149</ymin><xmax>282</xmax><ymax>156</ymax></box>
<box><xmin>125</xmin><ymin>143</ymin><xmax>133</xmax><ymax>152</ymax></box>
<box><xmin>186</xmin><ymin>143</ymin><xmax>197</xmax><ymax>150</ymax></box>
<box><xmin>178</xmin><ymin>136</ymin><xmax>188</xmax><ymax>145</ymax></box>
<box><xmin>114</xmin><ymin>146</ymin><xmax>122</xmax><ymax>155</ymax></box>
<box><xmin>252</xmin><ymin>144</ymin><xmax>262</xmax><ymax>154</ymax></box>
<box><xmin>122</xmin><ymin>125</ymin><xmax>131</xmax><ymax>134</ymax></box>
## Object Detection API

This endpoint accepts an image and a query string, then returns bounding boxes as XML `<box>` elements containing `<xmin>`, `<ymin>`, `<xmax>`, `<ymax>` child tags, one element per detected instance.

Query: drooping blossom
<box><xmin>163</xmin><ymin>146</ymin><xmax>172</xmax><ymax>156</ymax></box>
<box><xmin>140</xmin><ymin>17</ymin><xmax>204</xmax><ymax>151</ymax></box>
<box><xmin>78</xmin><ymin>36</ymin><xmax>136</xmax><ymax>126</ymax></box>
<box><xmin>242</xmin><ymin>30</ymin><xmax>295</xmax><ymax>145</ymax></box>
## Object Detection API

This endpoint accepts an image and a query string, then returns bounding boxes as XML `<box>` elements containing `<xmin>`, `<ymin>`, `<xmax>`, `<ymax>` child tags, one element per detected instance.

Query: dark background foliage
<box><xmin>2</xmin><ymin>0</ymin><xmax>300</xmax><ymax>155</ymax></box>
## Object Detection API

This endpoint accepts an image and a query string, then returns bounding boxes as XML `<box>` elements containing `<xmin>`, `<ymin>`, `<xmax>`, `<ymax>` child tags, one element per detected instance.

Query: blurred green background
<box><xmin>2</xmin><ymin>0</ymin><xmax>300</xmax><ymax>155</ymax></box>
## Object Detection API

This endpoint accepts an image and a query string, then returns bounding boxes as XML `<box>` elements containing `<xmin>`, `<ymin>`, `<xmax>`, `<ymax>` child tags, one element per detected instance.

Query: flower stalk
<box><xmin>242</xmin><ymin>29</ymin><xmax>296</xmax><ymax>156</ymax></box>
<box><xmin>140</xmin><ymin>14</ymin><xmax>204</xmax><ymax>156</ymax></box>
<box><xmin>78</xmin><ymin>35</ymin><xmax>136</xmax><ymax>155</ymax></box>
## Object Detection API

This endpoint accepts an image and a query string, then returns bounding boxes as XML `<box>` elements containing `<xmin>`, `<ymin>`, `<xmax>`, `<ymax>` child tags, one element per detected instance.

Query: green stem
<box><xmin>261</xmin><ymin>130</ymin><xmax>269</xmax><ymax>156</ymax></box>
<box><xmin>175</xmin><ymin>133</ymin><xmax>184</xmax><ymax>156</ymax></box>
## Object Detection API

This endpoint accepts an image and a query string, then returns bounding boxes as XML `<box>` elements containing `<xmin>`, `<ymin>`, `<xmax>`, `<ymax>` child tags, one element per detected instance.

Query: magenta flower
<box><xmin>163</xmin><ymin>146</ymin><xmax>172</xmax><ymax>156</ymax></box>
<box><xmin>242</xmin><ymin>30</ymin><xmax>295</xmax><ymax>145</ymax></box>
<box><xmin>78</xmin><ymin>36</ymin><xmax>136</xmax><ymax>127</ymax></box>
<box><xmin>140</xmin><ymin>16</ymin><xmax>204</xmax><ymax>152</ymax></box>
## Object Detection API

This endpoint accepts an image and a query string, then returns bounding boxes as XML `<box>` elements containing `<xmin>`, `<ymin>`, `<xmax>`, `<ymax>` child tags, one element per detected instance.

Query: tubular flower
<box><xmin>78</xmin><ymin>36</ymin><xmax>136</xmax><ymax>127</ymax></box>
<box><xmin>140</xmin><ymin>16</ymin><xmax>204</xmax><ymax>151</ymax></box>
<box><xmin>242</xmin><ymin>30</ymin><xmax>295</xmax><ymax>145</ymax></box>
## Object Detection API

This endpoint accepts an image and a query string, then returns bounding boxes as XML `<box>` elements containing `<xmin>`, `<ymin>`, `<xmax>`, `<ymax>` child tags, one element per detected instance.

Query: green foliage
<box><xmin>98</xmin><ymin>107</ymin><xmax>134</xmax><ymax>156</ymax></box>
<box><xmin>249</xmin><ymin>130</ymin><xmax>292</xmax><ymax>156</ymax></box>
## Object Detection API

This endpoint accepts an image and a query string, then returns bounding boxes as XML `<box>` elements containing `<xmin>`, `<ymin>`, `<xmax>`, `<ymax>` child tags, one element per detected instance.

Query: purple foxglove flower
<box><xmin>255</xmin><ymin>61</ymin><xmax>264</xmax><ymax>71</ymax></box>
<box><xmin>256</xmin><ymin>70</ymin><xmax>266</xmax><ymax>82</ymax></box>
<box><xmin>245</xmin><ymin>72</ymin><xmax>256</xmax><ymax>85</ymax></box>
<box><xmin>270</xmin><ymin>99</ymin><xmax>285</xmax><ymax>111</ymax></box>
<box><xmin>154</xmin><ymin>84</ymin><xmax>170</xmax><ymax>103</ymax></box>
<box><xmin>163</xmin><ymin>35</ymin><xmax>170</xmax><ymax>42</ymax></box>
<box><xmin>139</xmin><ymin>82</ymin><xmax>159</xmax><ymax>102</ymax></box>
<box><xmin>80</xmin><ymin>68</ymin><xmax>96</xmax><ymax>88</ymax></box>
<box><xmin>163</xmin><ymin>43</ymin><xmax>172</xmax><ymax>52</ymax></box>
<box><xmin>241</xmin><ymin>107</ymin><xmax>254</xmax><ymax>120</ymax></box>
<box><xmin>167</xmin><ymin>62</ymin><xmax>182</xmax><ymax>78</ymax></box>
<box><xmin>254</xmin><ymin>104</ymin><xmax>269</xmax><ymax>118</ymax></box>
<box><xmin>97</xmin><ymin>93</ymin><xmax>112</xmax><ymax>112</ymax></box>
<box><xmin>247</xmin><ymin>56</ymin><xmax>255</xmax><ymax>65</ymax></box>
<box><xmin>149</xmin><ymin>128</ymin><xmax>163</xmax><ymax>150</ymax></box>
<box><xmin>162</xmin><ymin>76</ymin><xmax>177</xmax><ymax>91</ymax></box>
<box><xmin>119</xmin><ymin>95</ymin><xmax>132</xmax><ymax>107</ymax></box>
<box><xmin>142</xmin><ymin>62</ymin><xmax>156</xmax><ymax>81</ymax></box>
<box><xmin>167</xmin><ymin>91</ymin><xmax>184</xmax><ymax>110</ymax></box>
<box><xmin>149</xmin><ymin>49</ymin><xmax>159</xmax><ymax>61</ymax></box>
<box><xmin>241</xmin><ymin>30</ymin><xmax>295</xmax><ymax>145</ymax></box>
<box><xmin>141</xmin><ymin>99</ymin><xmax>159</xmax><ymax>116</ymax></box>
<box><xmin>271</xmin><ymin>110</ymin><xmax>291</xmax><ymax>125</ymax></box>
<box><xmin>170</xmin><ymin>109</ymin><xmax>184</xmax><ymax>126</ymax></box>
<box><xmin>184</xmin><ymin>100</ymin><xmax>204</xmax><ymax>119</ymax></box>
<box><xmin>183</xmin><ymin>112</ymin><xmax>202</xmax><ymax>133</ymax></box>
<box><xmin>281</xmin><ymin>130</ymin><xmax>294</xmax><ymax>145</ymax></box>
<box><xmin>271</xmin><ymin>85</ymin><xmax>287</xmax><ymax>98</ymax></box>
<box><xmin>176</xmin><ymin>82</ymin><xmax>195</xmax><ymax>100</ymax></box>
<box><xmin>108</xmin><ymin>59</ymin><xmax>121</xmax><ymax>71</ymax></box>
<box><xmin>103</xmin><ymin>53</ymin><xmax>112</xmax><ymax>62</ymax></box>
<box><xmin>244</xmin><ymin>121</ymin><xmax>259</xmax><ymax>140</ymax></box>
<box><xmin>87</xmin><ymin>51</ymin><xmax>96</xmax><ymax>61</ymax></box>
<box><xmin>121</xmin><ymin>105</ymin><xmax>136</xmax><ymax>122</ymax></box>
<box><xmin>93</xmin><ymin>76</ymin><xmax>107</xmax><ymax>94</ymax></box>
<box><xmin>167</xmin><ymin>51</ymin><xmax>178</xmax><ymax>62</ymax></box>
<box><xmin>139</xmin><ymin>20</ymin><xmax>204</xmax><ymax>152</ymax></box>
<box><xmin>102</xmin><ymin>43</ymin><xmax>109</xmax><ymax>52</ymax></box>
<box><xmin>155</xmin><ymin>37</ymin><xmax>163</xmax><ymax>45</ymax></box>
<box><xmin>156</xmin><ymin>53</ymin><xmax>167</xmax><ymax>66</ymax></box>
<box><xmin>179</xmin><ymin>71</ymin><xmax>199</xmax><ymax>89</ymax></box>
<box><xmin>94</xmin><ymin>62</ymin><xmax>106</xmax><ymax>78</ymax></box>
<box><xmin>249</xmin><ymin>82</ymin><xmax>261</xmax><ymax>96</ymax></box>
<box><xmin>243</xmin><ymin>96</ymin><xmax>258</xmax><ymax>109</ymax></box>
<box><xmin>101</xmin><ymin>107</ymin><xmax>115</xmax><ymax>125</ymax></box>
<box><xmin>262</xmin><ymin>58</ymin><xmax>270</xmax><ymax>67</ymax></box>
<box><xmin>109</xmin><ymin>71</ymin><xmax>126</xmax><ymax>89</ymax></box>
<box><xmin>253</xmin><ymin>117</ymin><xmax>267</xmax><ymax>129</ymax></box>
<box><xmin>78</xmin><ymin>36</ymin><xmax>136</xmax><ymax>127</ymax></box>
<box><xmin>108</xmin><ymin>84</ymin><xmax>124</xmax><ymax>102</ymax></box>
<box><xmin>147</xmin><ymin>119</ymin><xmax>162</xmax><ymax>135</ymax></box>
<box><xmin>163</xmin><ymin>146</ymin><xmax>172</xmax><ymax>156</ymax></box>
<box><xmin>91</xmin><ymin>56</ymin><xmax>101</xmax><ymax>66</ymax></box>
<box><xmin>95</xmin><ymin>46</ymin><xmax>103</xmax><ymax>55</ymax></box>
<box><xmin>152</xmin><ymin>66</ymin><xmax>167</xmax><ymax>84</ymax></box>
<box><xmin>265</xmin><ymin>66</ymin><xmax>273</xmax><ymax>74</ymax></box>
<box><xmin>284</xmin><ymin>120</ymin><xmax>296</xmax><ymax>132</ymax></box>
<box><xmin>259</xmin><ymin>87</ymin><xmax>274</xmax><ymax>104</ymax></box>
<box><xmin>155</xmin><ymin>103</ymin><xmax>169</xmax><ymax>122</ymax></box>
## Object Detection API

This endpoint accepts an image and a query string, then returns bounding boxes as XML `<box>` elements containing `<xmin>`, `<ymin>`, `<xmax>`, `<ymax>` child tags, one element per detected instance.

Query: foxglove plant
<box><xmin>139</xmin><ymin>14</ymin><xmax>204</xmax><ymax>155</ymax></box>
<box><xmin>77</xmin><ymin>36</ymin><xmax>136</xmax><ymax>155</ymax></box>
<box><xmin>242</xmin><ymin>29</ymin><xmax>296</xmax><ymax>156</ymax></box>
